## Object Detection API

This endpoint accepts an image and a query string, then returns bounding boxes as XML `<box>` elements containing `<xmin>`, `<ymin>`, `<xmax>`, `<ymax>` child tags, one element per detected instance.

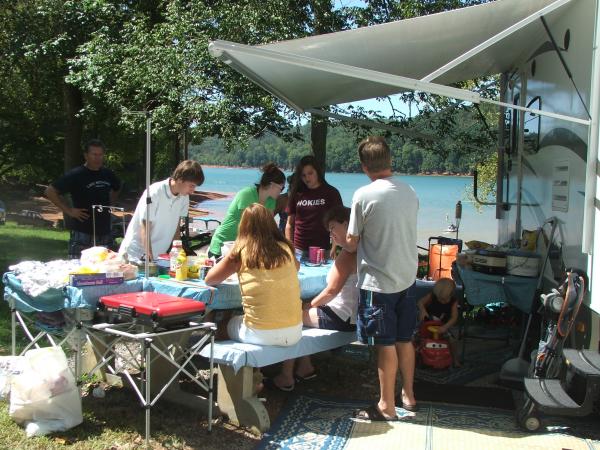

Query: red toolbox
<box><xmin>98</xmin><ymin>292</ymin><xmax>205</xmax><ymax>330</ymax></box>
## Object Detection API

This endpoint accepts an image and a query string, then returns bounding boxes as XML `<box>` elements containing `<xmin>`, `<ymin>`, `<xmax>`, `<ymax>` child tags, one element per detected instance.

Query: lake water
<box><xmin>196</xmin><ymin>166</ymin><xmax>498</xmax><ymax>247</ymax></box>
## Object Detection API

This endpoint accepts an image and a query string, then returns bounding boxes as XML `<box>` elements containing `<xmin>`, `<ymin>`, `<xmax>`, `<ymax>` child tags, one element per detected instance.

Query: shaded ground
<box><xmin>0</xmin><ymin>183</ymin><xmax>228</xmax><ymax>227</ymax></box>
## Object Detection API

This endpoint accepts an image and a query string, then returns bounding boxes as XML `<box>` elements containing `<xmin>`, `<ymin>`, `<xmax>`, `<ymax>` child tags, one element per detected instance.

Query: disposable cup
<box><xmin>309</xmin><ymin>246</ymin><xmax>319</xmax><ymax>264</ymax></box>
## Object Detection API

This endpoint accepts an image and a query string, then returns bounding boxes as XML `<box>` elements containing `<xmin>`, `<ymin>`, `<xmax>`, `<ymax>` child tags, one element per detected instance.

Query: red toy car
<box><xmin>417</xmin><ymin>320</ymin><xmax>453</xmax><ymax>369</ymax></box>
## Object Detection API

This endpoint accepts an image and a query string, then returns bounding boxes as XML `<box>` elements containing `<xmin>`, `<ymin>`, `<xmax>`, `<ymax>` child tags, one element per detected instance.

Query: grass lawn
<box><xmin>0</xmin><ymin>222</ymin><xmax>69</xmax><ymax>354</ymax></box>
<box><xmin>0</xmin><ymin>222</ymin><xmax>257</xmax><ymax>449</ymax></box>
<box><xmin>0</xmin><ymin>221</ymin><xmax>70</xmax><ymax>275</ymax></box>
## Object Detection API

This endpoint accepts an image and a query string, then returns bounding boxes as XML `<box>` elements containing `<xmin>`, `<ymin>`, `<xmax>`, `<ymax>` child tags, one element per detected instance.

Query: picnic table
<box><xmin>2</xmin><ymin>261</ymin><xmax>334</xmax><ymax>433</ymax></box>
<box><xmin>149</xmin><ymin>260</ymin><xmax>332</xmax><ymax>310</ymax></box>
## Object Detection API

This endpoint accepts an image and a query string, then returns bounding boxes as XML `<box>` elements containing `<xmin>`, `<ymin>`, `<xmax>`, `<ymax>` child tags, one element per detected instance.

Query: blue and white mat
<box><xmin>258</xmin><ymin>395</ymin><xmax>600</xmax><ymax>450</ymax></box>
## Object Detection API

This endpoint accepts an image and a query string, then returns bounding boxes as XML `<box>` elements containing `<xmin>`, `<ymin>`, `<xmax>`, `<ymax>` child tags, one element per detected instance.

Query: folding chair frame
<box><xmin>86</xmin><ymin>321</ymin><xmax>216</xmax><ymax>447</ymax></box>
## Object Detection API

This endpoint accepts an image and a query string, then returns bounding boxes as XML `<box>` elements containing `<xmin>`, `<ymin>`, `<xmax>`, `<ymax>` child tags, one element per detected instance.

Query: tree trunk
<box><xmin>63</xmin><ymin>83</ymin><xmax>83</xmax><ymax>171</ymax></box>
<box><xmin>173</xmin><ymin>133</ymin><xmax>180</xmax><ymax>166</ymax></box>
<box><xmin>183</xmin><ymin>128</ymin><xmax>189</xmax><ymax>160</ymax></box>
<box><xmin>310</xmin><ymin>114</ymin><xmax>328</xmax><ymax>172</ymax></box>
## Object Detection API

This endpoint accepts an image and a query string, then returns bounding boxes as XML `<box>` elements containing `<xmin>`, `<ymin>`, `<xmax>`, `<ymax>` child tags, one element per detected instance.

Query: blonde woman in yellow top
<box><xmin>205</xmin><ymin>203</ymin><xmax>302</xmax><ymax>346</ymax></box>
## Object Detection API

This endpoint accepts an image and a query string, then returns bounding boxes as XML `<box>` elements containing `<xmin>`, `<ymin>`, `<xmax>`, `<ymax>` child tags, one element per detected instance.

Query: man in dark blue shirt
<box><xmin>45</xmin><ymin>139</ymin><xmax>121</xmax><ymax>258</ymax></box>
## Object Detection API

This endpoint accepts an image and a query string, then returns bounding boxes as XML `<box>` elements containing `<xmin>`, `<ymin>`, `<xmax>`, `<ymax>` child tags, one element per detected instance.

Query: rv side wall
<box><xmin>500</xmin><ymin>0</ymin><xmax>599</xmax><ymax>350</ymax></box>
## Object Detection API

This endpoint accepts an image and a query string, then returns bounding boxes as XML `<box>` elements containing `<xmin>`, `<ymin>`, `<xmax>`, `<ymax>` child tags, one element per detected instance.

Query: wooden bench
<box><xmin>200</xmin><ymin>327</ymin><xmax>356</xmax><ymax>433</ymax></box>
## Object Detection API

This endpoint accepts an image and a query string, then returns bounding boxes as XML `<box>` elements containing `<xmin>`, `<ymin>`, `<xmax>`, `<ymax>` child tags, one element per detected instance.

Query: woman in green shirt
<box><xmin>208</xmin><ymin>163</ymin><xmax>286</xmax><ymax>257</ymax></box>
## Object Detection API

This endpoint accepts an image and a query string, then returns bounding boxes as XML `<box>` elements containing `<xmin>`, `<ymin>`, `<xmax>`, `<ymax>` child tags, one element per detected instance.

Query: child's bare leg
<box><xmin>295</xmin><ymin>356</ymin><xmax>315</xmax><ymax>378</ymax></box>
<box><xmin>302</xmin><ymin>308</ymin><xmax>320</xmax><ymax>328</ymax></box>
<box><xmin>273</xmin><ymin>359</ymin><xmax>296</xmax><ymax>388</ymax></box>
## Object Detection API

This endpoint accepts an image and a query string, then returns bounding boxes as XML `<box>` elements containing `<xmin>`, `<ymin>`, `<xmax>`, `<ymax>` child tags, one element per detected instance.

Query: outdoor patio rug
<box><xmin>413</xmin><ymin>382</ymin><xmax>515</xmax><ymax>410</ymax></box>
<box><xmin>256</xmin><ymin>394</ymin><xmax>600</xmax><ymax>450</ymax></box>
<box><xmin>415</xmin><ymin>344</ymin><xmax>514</xmax><ymax>385</ymax></box>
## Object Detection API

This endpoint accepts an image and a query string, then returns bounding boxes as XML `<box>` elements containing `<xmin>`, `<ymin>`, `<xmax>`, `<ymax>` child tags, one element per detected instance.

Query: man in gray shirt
<box><xmin>345</xmin><ymin>136</ymin><xmax>419</xmax><ymax>421</ymax></box>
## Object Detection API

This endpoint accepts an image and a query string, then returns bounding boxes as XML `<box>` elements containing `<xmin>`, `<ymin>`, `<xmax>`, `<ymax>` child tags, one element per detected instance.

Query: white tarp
<box><xmin>209</xmin><ymin>0</ymin><xmax>574</xmax><ymax>112</ymax></box>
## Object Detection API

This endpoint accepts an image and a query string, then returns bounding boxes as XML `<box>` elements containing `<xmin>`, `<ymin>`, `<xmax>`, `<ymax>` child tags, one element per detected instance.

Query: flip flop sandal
<box><xmin>294</xmin><ymin>371</ymin><xmax>317</xmax><ymax>383</ymax></box>
<box><xmin>353</xmin><ymin>404</ymin><xmax>398</xmax><ymax>422</ymax></box>
<box><xmin>395</xmin><ymin>396</ymin><xmax>419</xmax><ymax>412</ymax></box>
<box><xmin>401</xmin><ymin>402</ymin><xmax>419</xmax><ymax>412</ymax></box>
<box><xmin>263</xmin><ymin>377</ymin><xmax>294</xmax><ymax>392</ymax></box>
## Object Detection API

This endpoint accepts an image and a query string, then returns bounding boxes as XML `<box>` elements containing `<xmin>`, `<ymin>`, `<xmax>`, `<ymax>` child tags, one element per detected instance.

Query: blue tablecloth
<box><xmin>2</xmin><ymin>272</ymin><xmax>148</xmax><ymax>312</ymax></box>
<box><xmin>455</xmin><ymin>265</ymin><xmax>538</xmax><ymax>313</ymax></box>
<box><xmin>148</xmin><ymin>261</ymin><xmax>332</xmax><ymax>310</ymax></box>
<box><xmin>2</xmin><ymin>262</ymin><xmax>331</xmax><ymax>312</ymax></box>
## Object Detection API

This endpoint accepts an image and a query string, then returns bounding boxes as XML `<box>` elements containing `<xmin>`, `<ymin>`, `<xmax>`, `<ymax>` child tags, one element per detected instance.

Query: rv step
<box><xmin>563</xmin><ymin>349</ymin><xmax>600</xmax><ymax>378</ymax></box>
<box><xmin>524</xmin><ymin>378</ymin><xmax>579</xmax><ymax>411</ymax></box>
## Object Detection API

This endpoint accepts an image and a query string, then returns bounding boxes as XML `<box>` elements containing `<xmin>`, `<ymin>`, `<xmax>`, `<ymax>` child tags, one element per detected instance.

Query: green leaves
<box><xmin>1</xmin><ymin>0</ymin><xmax>498</xmax><ymax>190</ymax></box>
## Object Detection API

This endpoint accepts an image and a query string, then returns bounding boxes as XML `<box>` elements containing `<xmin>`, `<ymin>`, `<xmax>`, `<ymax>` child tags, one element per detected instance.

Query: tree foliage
<box><xmin>0</xmin><ymin>0</ymin><xmax>499</xmax><ymax>196</ymax></box>
<box><xmin>191</xmin><ymin>103</ymin><xmax>489</xmax><ymax>176</ymax></box>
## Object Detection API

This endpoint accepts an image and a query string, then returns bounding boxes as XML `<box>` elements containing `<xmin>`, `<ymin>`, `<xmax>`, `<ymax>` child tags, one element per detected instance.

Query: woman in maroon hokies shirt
<box><xmin>285</xmin><ymin>156</ymin><xmax>342</xmax><ymax>255</ymax></box>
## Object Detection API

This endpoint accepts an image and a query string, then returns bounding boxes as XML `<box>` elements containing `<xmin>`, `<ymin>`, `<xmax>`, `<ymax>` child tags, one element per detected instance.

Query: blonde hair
<box><xmin>357</xmin><ymin>136</ymin><xmax>391</xmax><ymax>172</ymax></box>
<box><xmin>433</xmin><ymin>278</ymin><xmax>456</xmax><ymax>301</ymax></box>
<box><xmin>230</xmin><ymin>203</ymin><xmax>295</xmax><ymax>270</ymax></box>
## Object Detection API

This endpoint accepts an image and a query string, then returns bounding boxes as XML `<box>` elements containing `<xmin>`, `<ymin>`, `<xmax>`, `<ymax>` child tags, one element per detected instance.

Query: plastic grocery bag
<box><xmin>9</xmin><ymin>347</ymin><xmax>83</xmax><ymax>437</ymax></box>
<box><xmin>0</xmin><ymin>356</ymin><xmax>25</xmax><ymax>399</ymax></box>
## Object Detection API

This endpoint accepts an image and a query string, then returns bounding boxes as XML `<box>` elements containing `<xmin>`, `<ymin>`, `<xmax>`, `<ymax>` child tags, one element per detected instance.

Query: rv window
<box><xmin>523</xmin><ymin>96</ymin><xmax>541</xmax><ymax>154</ymax></box>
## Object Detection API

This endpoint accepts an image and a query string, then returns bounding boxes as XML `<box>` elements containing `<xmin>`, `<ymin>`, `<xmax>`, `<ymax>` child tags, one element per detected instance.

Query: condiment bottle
<box><xmin>169</xmin><ymin>240</ymin><xmax>183</xmax><ymax>278</ymax></box>
<box><xmin>175</xmin><ymin>247</ymin><xmax>188</xmax><ymax>280</ymax></box>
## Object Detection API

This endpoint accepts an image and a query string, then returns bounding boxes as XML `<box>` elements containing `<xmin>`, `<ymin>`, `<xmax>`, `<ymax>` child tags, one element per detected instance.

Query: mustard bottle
<box><xmin>175</xmin><ymin>248</ymin><xmax>188</xmax><ymax>280</ymax></box>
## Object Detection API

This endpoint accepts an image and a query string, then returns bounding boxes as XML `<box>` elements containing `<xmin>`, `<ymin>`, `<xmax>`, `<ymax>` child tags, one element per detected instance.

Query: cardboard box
<box><xmin>69</xmin><ymin>272</ymin><xmax>124</xmax><ymax>287</ymax></box>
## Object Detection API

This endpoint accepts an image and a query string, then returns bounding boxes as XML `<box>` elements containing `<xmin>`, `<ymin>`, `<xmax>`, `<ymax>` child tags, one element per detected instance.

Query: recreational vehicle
<box><xmin>208</xmin><ymin>0</ymin><xmax>600</xmax><ymax>355</ymax></box>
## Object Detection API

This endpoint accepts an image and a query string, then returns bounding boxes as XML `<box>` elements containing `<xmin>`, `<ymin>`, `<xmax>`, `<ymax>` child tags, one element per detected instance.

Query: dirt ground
<box><xmin>0</xmin><ymin>183</ymin><xmax>227</xmax><ymax>226</ymax></box>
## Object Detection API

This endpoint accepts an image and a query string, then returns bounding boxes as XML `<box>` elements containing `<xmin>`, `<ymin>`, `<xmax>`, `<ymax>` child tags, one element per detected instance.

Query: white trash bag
<box><xmin>9</xmin><ymin>347</ymin><xmax>83</xmax><ymax>437</ymax></box>
<box><xmin>0</xmin><ymin>356</ymin><xmax>25</xmax><ymax>399</ymax></box>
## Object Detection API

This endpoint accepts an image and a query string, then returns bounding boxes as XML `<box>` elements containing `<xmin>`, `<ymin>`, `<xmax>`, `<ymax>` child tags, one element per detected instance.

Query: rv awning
<box><xmin>208</xmin><ymin>0</ymin><xmax>585</xmax><ymax>124</ymax></box>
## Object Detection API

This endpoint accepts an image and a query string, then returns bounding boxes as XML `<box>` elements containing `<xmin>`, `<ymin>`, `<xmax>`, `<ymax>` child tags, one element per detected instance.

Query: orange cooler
<box><xmin>428</xmin><ymin>243</ymin><xmax>459</xmax><ymax>280</ymax></box>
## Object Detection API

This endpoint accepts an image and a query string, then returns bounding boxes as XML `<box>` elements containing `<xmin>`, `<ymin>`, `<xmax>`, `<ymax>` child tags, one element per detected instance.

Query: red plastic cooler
<box><xmin>98</xmin><ymin>292</ymin><xmax>205</xmax><ymax>330</ymax></box>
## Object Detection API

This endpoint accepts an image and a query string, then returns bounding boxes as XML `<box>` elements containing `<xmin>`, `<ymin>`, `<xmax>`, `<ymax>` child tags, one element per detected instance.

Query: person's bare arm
<box><xmin>344</xmin><ymin>233</ymin><xmax>360</xmax><ymax>253</ymax></box>
<box><xmin>275</xmin><ymin>194</ymin><xmax>287</xmax><ymax>215</ymax></box>
<box><xmin>140</xmin><ymin>220</ymin><xmax>154</xmax><ymax>261</ymax></box>
<box><xmin>285</xmin><ymin>214</ymin><xmax>295</xmax><ymax>242</ymax></box>
<box><xmin>110</xmin><ymin>189</ymin><xmax>119</xmax><ymax>206</ymax></box>
<box><xmin>310</xmin><ymin>250</ymin><xmax>355</xmax><ymax>308</ymax></box>
<box><xmin>439</xmin><ymin>301</ymin><xmax>459</xmax><ymax>333</ymax></box>
<box><xmin>417</xmin><ymin>294</ymin><xmax>432</xmax><ymax>322</ymax></box>
<box><xmin>45</xmin><ymin>185</ymin><xmax>89</xmax><ymax>222</ymax></box>
<box><xmin>204</xmin><ymin>254</ymin><xmax>240</xmax><ymax>286</ymax></box>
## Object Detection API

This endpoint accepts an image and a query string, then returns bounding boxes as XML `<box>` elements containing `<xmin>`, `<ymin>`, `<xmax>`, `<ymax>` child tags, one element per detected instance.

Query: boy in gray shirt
<box><xmin>345</xmin><ymin>136</ymin><xmax>419</xmax><ymax>421</ymax></box>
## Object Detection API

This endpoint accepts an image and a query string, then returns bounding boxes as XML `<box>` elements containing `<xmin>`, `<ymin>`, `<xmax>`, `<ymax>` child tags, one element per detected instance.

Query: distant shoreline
<box><xmin>201</xmin><ymin>164</ymin><xmax>471</xmax><ymax>177</ymax></box>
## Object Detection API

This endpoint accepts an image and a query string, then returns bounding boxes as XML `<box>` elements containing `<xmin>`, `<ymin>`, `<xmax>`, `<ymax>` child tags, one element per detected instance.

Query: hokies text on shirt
<box><xmin>296</xmin><ymin>198</ymin><xmax>326</xmax><ymax>207</ymax></box>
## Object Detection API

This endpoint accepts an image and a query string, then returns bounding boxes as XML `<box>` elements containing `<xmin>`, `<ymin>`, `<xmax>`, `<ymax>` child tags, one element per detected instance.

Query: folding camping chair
<box><xmin>84</xmin><ymin>320</ymin><xmax>216</xmax><ymax>446</ymax></box>
<box><xmin>180</xmin><ymin>216</ymin><xmax>221</xmax><ymax>255</ymax></box>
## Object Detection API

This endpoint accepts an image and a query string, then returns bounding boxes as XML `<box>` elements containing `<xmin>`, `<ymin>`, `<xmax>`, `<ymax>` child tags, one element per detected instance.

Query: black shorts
<box><xmin>317</xmin><ymin>306</ymin><xmax>356</xmax><ymax>332</ymax></box>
